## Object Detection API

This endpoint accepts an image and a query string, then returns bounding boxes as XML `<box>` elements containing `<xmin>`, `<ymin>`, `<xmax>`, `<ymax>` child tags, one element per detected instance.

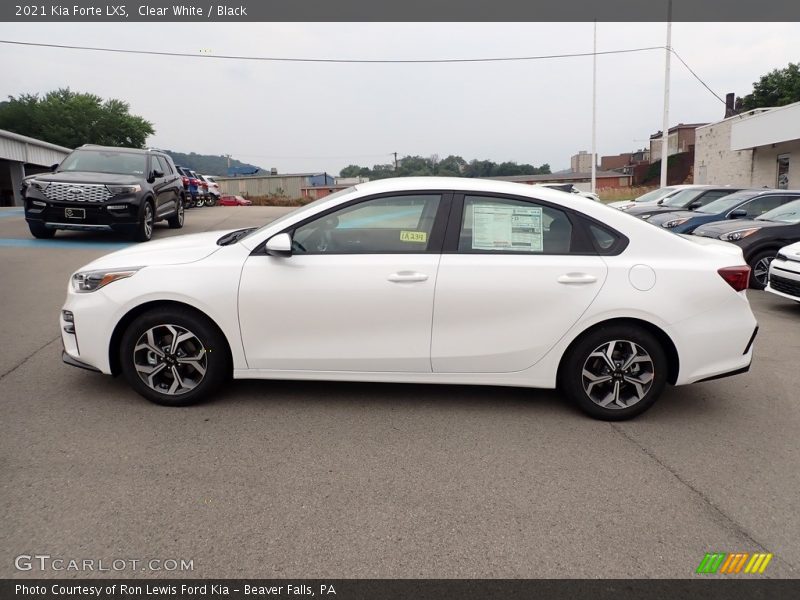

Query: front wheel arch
<box><xmin>557</xmin><ymin>317</ymin><xmax>680</xmax><ymax>387</ymax></box>
<box><xmin>108</xmin><ymin>300</ymin><xmax>233</xmax><ymax>377</ymax></box>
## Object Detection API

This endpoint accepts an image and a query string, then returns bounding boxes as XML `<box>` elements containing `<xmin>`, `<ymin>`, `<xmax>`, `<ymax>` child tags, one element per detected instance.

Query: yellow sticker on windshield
<box><xmin>400</xmin><ymin>231</ymin><xmax>427</xmax><ymax>243</ymax></box>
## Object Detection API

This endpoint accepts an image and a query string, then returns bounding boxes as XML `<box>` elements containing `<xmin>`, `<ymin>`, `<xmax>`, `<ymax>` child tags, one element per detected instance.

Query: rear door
<box><xmin>431</xmin><ymin>193</ymin><xmax>607</xmax><ymax>373</ymax></box>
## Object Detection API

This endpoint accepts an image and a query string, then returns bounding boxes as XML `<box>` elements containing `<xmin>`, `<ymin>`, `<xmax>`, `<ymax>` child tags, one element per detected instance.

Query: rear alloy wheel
<box><xmin>167</xmin><ymin>201</ymin><xmax>184</xmax><ymax>229</ymax></box>
<box><xmin>133</xmin><ymin>201</ymin><xmax>154</xmax><ymax>242</ymax></box>
<box><xmin>196</xmin><ymin>197</ymin><xmax>205</xmax><ymax>208</ymax></box>
<box><xmin>28</xmin><ymin>222</ymin><xmax>56</xmax><ymax>239</ymax></box>
<box><xmin>120</xmin><ymin>308</ymin><xmax>229</xmax><ymax>406</ymax></box>
<box><xmin>560</xmin><ymin>325</ymin><xmax>667</xmax><ymax>420</ymax></box>
<box><xmin>749</xmin><ymin>250</ymin><xmax>776</xmax><ymax>290</ymax></box>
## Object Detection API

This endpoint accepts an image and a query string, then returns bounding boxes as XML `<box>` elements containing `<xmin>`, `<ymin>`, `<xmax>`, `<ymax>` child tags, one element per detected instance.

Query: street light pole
<box><xmin>660</xmin><ymin>0</ymin><xmax>672</xmax><ymax>188</ymax></box>
<box><xmin>592</xmin><ymin>19</ymin><xmax>597</xmax><ymax>194</ymax></box>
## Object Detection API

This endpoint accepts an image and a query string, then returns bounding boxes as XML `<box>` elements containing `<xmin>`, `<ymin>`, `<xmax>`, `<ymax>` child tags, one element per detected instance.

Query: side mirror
<box><xmin>50</xmin><ymin>163</ymin><xmax>59</xmax><ymax>172</ymax></box>
<box><xmin>688</xmin><ymin>201</ymin><xmax>701</xmax><ymax>210</ymax></box>
<box><xmin>265</xmin><ymin>232</ymin><xmax>292</xmax><ymax>257</ymax></box>
<box><xmin>730</xmin><ymin>208</ymin><xmax>748</xmax><ymax>218</ymax></box>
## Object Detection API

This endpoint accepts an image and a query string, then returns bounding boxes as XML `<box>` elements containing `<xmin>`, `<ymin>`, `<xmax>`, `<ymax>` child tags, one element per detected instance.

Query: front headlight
<box><xmin>27</xmin><ymin>179</ymin><xmax>49</xmax><ymax>192</ymax></box>
<box><xmin>72</xmin><ymin>267</ymin><xmax>142</xmax><ymax>293</ymax></box>
<box><xmin>719</xmin><ymin>228</ymin><xmax>760</xmax><ymax>242</ymax></box>
<box><xmin>106</xmin><ymin>184</ymin><xmax>142</xmax><ymax>195</ymax></box>
<box><xmin>662</xmin><ymin>218</ymin><xmax>690</xmax><ymax>228</ymax></box>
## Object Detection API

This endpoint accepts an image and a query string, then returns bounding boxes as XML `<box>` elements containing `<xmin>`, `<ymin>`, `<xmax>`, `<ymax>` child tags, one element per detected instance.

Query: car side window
<box><xmin>292</xmin><ymin>194</ymin><xmax>441</xmax><ymax>254</ymax></box>
<box><xmin>458</xmin><ymin>195</ymin><xmax>573</xmax><ymax>254</ymax></box>
<box><xmin>156</xmin><ymin>156</ymin><xmax>172</xmax><ymax>175</ymax></box>
<box><xmin>740</xmin><ymin>196</ymin><xmax>790</xmax><ymax>217</ymax></box>
<box><xmin>699</xmin><ymin>190</ymin><xmax>732</xmax><ymax>206</ymax></box>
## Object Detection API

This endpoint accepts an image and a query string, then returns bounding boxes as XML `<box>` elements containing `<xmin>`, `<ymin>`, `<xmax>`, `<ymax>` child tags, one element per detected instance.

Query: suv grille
<box><xmin>770</xmin><ymin>274</ymin><xmax>800</xmax><ymax>298</ymax></box>
<box><xmin>43</xmin><ymin>182</ymin><xmax>112</xmax><ymax>203</ymax></box>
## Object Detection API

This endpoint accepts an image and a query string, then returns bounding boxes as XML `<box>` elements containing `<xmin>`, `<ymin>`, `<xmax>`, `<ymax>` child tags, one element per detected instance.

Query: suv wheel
<box><xmin>133</xmin><ymin>201</ymin><xmax>154</xmax><ymax>242</ymax></box>
<box><xmin>560</xmin><ymin>325</ymin><xmax>667</xmax><ymax>420</ymax></box>
<box><xmin>749</xmin><ymin>250</ymin><xmax>775</xmax><ymax>290</ymax></box>
<box><xmin>196</xmin><ymin>197</ymin><xmax>205</xmax><ymax>208</ymax></box>
<box><xmin>167</xmin><ymin>201</ymin><xmax>185</xmax><ymax>229</ymax></box>
<box><xmin>28</xmin><ymin>222</ymin><xmax>56</xmax><ymax>239</ymax></box>
<box><xmin>119</xmin><ymin>308</ymin><xmax>229</xmax><ymax>407</ymax></box>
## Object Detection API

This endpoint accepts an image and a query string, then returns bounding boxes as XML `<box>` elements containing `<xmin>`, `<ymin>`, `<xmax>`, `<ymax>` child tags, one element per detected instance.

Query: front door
<box><xmin>238</xmin><ymin>193</ymin><xmax>448</xmax><ymax>372</ymax></box>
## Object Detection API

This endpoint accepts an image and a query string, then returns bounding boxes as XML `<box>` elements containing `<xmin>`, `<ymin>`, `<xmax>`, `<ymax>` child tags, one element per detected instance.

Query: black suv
<box><xmin>23</xmin><ymin>145</ymin><xmax>185</xmax><ymax>242</ymax></box>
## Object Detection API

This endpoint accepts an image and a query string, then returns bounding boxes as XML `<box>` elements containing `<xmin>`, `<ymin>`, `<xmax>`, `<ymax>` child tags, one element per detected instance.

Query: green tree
<box><xmin>0</xmin><ymin>88</ymin><xmax>154</xmax><ymax>148</ymax></box>
<box><xmin>739</xmin><ymin>62</ymin><xmax>800</xmax><ymax>110</ymax></box>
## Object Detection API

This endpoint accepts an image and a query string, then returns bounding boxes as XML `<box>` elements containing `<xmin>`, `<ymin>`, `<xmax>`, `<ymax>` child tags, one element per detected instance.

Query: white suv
<box><xmin>199</xmin><ymin>175</ymin><xmax>221</xmax><ymax>205</ymax></box>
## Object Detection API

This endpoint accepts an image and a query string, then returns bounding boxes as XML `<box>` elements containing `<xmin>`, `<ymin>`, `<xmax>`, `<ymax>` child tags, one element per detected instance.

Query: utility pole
<box><xmin>393</xmin><ymin>152</ymin><xmax>398</xmax><ymax>171</ymax></box>
<box><xmin>591</xmin><ymin>19</ymin><xmax>597</xmax><ymax>194</ymax></box>
<box><xmin>660</xmin><ymin>0</ymin><xmax>672</xmax><ymax>188</ymax></box>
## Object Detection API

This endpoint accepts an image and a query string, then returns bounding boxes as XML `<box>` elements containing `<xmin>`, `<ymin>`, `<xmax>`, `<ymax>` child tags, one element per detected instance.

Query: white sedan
<box><xmin>60</xmin><ymin>177</ymin><xmax>758</xmax><ymax>420</ymax></box>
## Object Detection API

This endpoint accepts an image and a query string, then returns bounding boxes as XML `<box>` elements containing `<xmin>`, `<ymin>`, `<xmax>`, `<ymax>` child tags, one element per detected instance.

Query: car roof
<box><xmin>78</xmin><ymin>144</ymin><xmax>151</xmax><ymax>154</ymax></box>
<box><xmin>351</xmin><ymin>176</ymin><xmax>596</xmax><ymax>205</ymax></box>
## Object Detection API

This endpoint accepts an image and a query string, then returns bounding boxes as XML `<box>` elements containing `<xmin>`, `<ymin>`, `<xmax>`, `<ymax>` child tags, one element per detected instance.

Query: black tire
<box><xmin>167</xmin><ymin>201</ymin><xmax>185</xmax><ymax>229</ymax></box>
<box><xmin>196</xmin><ymin>197</ymin><xmax>205</xmax><ymax>208</ymax></box>
<box><xmin>132</xmin><ymin>200</ymin><xmax>154</xmax><ymax>242</ymax></box>
<box><xmin>119</xmin><ymin>307</ymin><xmax>230</xmax><ymax>407</ymax></box>
<box><xmin>748</xmin><ymin>250</ymin><xmax>776</xmax><ymax>290</ymax></box>
<box><xmin>206</xmin><ymin>195</ymin><xmax>217</xmax><ymax>207</ymax></box>
<box><xmin>28</xmin><ymin>222</ymin><xmax>55</xmax><ymax>239</ymax></box>
<box><xmin>559</xmin><ymin>324</ymin><xmax>668</xmax><ymax>421</ymax></box>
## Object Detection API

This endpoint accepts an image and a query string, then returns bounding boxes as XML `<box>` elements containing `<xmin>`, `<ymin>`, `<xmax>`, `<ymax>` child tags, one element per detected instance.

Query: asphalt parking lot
<box><xmin>1</xmin><ymin>205</ymin><xmax>799</xmax><ymax>579</ymax></box>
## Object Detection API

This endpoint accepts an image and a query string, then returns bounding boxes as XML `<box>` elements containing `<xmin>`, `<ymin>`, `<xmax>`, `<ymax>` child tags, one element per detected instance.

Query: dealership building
<box><xmin>694</xmin><ymin>101</ymin><xmax>800</xmax><ymax>190</ymax></box>
<box><xmin>0</xmin><ymin>129</ymin><xmax>71</xmax><ymax>207</ymax></box>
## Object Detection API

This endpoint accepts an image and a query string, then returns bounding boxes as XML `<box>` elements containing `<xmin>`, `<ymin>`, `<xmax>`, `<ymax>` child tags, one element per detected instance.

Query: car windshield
<box><xmin>696</xmin><ymin>191</ymin><xmax>760</xmax><ymax>214</ymax></box>
<box><xmin>635</xmin><ymin>187</ymin><xmax>676</xmax><ymax>203</ymax></box>
<box><xmin>58</xmin><ymin>149</ymin><xmax>147</xmax><ymax>176</ymax></box>
<box><xmin>756</xmin><ymin>199</ymin><xmax>800</xmax><ymax>223</ymax></box>
<box><xmin>661</xmin><ymin>188</ymin><xmax>706</xmax><ymax>208</ymax></box>
<box><xmin>240</xmin><ymin>186</ymin><xmax>358</xmax><ymax>242</ymax></box>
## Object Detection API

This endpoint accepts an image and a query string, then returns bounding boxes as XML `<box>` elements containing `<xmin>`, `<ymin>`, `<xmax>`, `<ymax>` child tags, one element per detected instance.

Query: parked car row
<box><xmin>612</xmin><ymin>185</ymin><xmax>800</xmax><ymax>290</ymax></box>
<box><xmin>174</xmin><ymin>165</ymin><xmax>220</xmax><ymax>208</ymax></box>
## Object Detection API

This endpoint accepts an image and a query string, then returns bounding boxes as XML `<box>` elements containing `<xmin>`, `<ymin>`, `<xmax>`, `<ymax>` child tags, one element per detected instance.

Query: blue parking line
<box><xmin>0</xmin><ymin>209</ymin><xmax>24</xmax><ymax>218</ymax></box>
<box><xmin>0</xmin><ymin>238</ymin><xmax>131</xmax><ymax>250</ymax></box>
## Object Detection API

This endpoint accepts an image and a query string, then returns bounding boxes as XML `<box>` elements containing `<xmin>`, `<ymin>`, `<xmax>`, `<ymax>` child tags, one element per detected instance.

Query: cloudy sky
<box><xmin>0</xmin><ymin>22</ymin><xmax>797</xmax><ymax>174</ymax></box>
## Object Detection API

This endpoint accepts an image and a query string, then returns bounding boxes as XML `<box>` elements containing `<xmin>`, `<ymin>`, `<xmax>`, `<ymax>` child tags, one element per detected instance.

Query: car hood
<box><xmin>693</xmin><ymin>219</ymin><xmax>784</xmax><ymax>237</ymax></box>
<box><xmin>32</xmin><ymin>172</ymin><xmax>142</xmax><ymax>186</ymax></box>
<box><xmin>626</xmin><ymin>204</ymin><xmax>683</xmax><ymax>216</ymax></box>
<box><xmin>78</xmin><ymin>230</ymin><xmax>236</xmax><ymax>271</ymax></box>
<box><xmin>648</xmin><ymin>210</ymin><xmax>697</xmax><ymax>224</ymax></box>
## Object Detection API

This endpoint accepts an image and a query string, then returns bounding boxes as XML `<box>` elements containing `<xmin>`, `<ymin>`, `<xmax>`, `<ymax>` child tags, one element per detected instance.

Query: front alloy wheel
<box><xmin>120</xmin><ymin>308</ymin><xmax>229</xmax><ymax>406</ymax></box>
<box><xmin>749</xmin><ymin>251</ymin><xmax>775</xmax><ymax>290</ymax></box>
<box><xmin>133</xmin><ymin>324</ymin><xmax>208</xmax><ymax>396</ymax></box>
<box><xmin>560</xmin><ymin>325</ymin><xmax>667</xmax><ymax>420</ymax></box>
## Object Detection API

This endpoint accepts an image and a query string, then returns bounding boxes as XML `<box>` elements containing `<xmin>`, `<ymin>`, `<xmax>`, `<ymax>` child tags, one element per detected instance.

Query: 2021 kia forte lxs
<box><xmin>60</xmin><ymin>177</ymin><xmax>758</xmax><ymax>420</ymax></box>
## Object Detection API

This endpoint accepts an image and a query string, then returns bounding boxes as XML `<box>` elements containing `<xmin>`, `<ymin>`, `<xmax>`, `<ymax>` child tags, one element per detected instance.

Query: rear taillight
<box><xmin>718</xmin><ymin>266</ymin><xmax>750</xmax><ymax>292</ymax></box>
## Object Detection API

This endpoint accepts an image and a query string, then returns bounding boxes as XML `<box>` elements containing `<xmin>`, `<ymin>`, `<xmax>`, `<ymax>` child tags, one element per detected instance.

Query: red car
<box><xmin>219</xmin><ymin>195</ymin><xmax>253</xmax><ymax>206</ymax></box>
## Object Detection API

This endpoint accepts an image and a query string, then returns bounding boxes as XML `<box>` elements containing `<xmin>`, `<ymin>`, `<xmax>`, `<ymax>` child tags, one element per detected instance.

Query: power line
<box><xmin>669</xmin><ymin>47</ymin><xmax>726</xmax><ymax>104</ymax></box>
<box><xmin>0</xmin><ymin>38</ymin><xmax>665</xmax><ymax>63</ymax></box>
<box><xmin>0</xmin><ymin>38</ymin><xmax>726</xmax><ymax>103</ymax></box>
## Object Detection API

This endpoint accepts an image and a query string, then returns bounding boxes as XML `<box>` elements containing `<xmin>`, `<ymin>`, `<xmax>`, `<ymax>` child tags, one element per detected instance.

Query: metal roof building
<box><xmin>0</xmin><ymin>129</ymin><xmax>71</xmax><ymax>206</ymax></box>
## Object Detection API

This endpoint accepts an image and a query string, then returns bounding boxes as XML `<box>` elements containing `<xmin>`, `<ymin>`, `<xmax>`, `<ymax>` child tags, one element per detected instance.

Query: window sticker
<box><xmin>471</xmin><ymin>204</ymin><xmax>543</xmax><ymax>251</ymax></box>
<box><xmin>400</xmin><ymin>230</ymin><xmax>428</xmax><ymax>243</ymax></box>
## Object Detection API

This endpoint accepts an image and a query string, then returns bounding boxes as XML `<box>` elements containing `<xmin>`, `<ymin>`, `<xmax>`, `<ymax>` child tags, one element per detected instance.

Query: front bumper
<box><xmin>766</xmin><ymin>258</ymin><xmax>800</xmax><ymax>300</ymax></box>
<box><xmin>25</xmin><ymin>196</ymin><xmax>139</xmax><ymax>230</ymax></box>
<box><xmin>62</xmin><ymin>350</ymin><xmax>101</xmax><ymax>372</ymax></box>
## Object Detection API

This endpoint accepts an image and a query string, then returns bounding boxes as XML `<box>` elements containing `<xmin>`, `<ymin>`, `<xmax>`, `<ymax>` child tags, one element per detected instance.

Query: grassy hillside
<box><xmin>165</xmin><ymin>151</ymin><xmax>264</xmax><ymax>176</ymax></box>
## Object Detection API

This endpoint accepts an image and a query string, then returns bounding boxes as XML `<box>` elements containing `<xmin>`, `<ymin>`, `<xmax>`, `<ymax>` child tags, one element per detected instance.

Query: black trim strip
<box><xmin>743</xmin><ymin>325</ymin><xmax>759</xmax><ymax>356</ymax></box>
<box><xmin>696</xmin><ymin>363</ymin><xmax>751</xmax><ymax>383</ymax></box>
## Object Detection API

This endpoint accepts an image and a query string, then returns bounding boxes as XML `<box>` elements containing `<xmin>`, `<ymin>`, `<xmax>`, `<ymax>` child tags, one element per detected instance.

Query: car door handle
<box><xmin>388</xmin><ymin>271</ymin><xmax>429</xmax><ymax>283</ymax></box>
<box><xmin>557</xmin><ymin>273</ymin><xmax>598</xmax><ymax>284</ymax></box>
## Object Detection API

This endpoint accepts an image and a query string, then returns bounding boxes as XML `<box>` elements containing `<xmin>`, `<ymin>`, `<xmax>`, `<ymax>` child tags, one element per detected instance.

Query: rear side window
<box><xmin>156</xmin><ymin>156</ymin><xmax>172</xmax><ymax>174</ymax></box>
<box><xmin>740</xmin><ymin>195</ymin><xmax>794</xmax><ymax>217</ymax></box>
<box><xmin>458</xmin><ymin>195</ymin><xmax>573</xmax><ymax>254</ymax></box>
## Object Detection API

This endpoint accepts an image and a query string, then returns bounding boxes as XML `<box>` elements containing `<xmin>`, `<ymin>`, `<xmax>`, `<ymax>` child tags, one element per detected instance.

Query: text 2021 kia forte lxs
<box><xmin>60</xmin><ymin>178</ymin><xmax>758</xmax><ymax>420</ymax></box>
